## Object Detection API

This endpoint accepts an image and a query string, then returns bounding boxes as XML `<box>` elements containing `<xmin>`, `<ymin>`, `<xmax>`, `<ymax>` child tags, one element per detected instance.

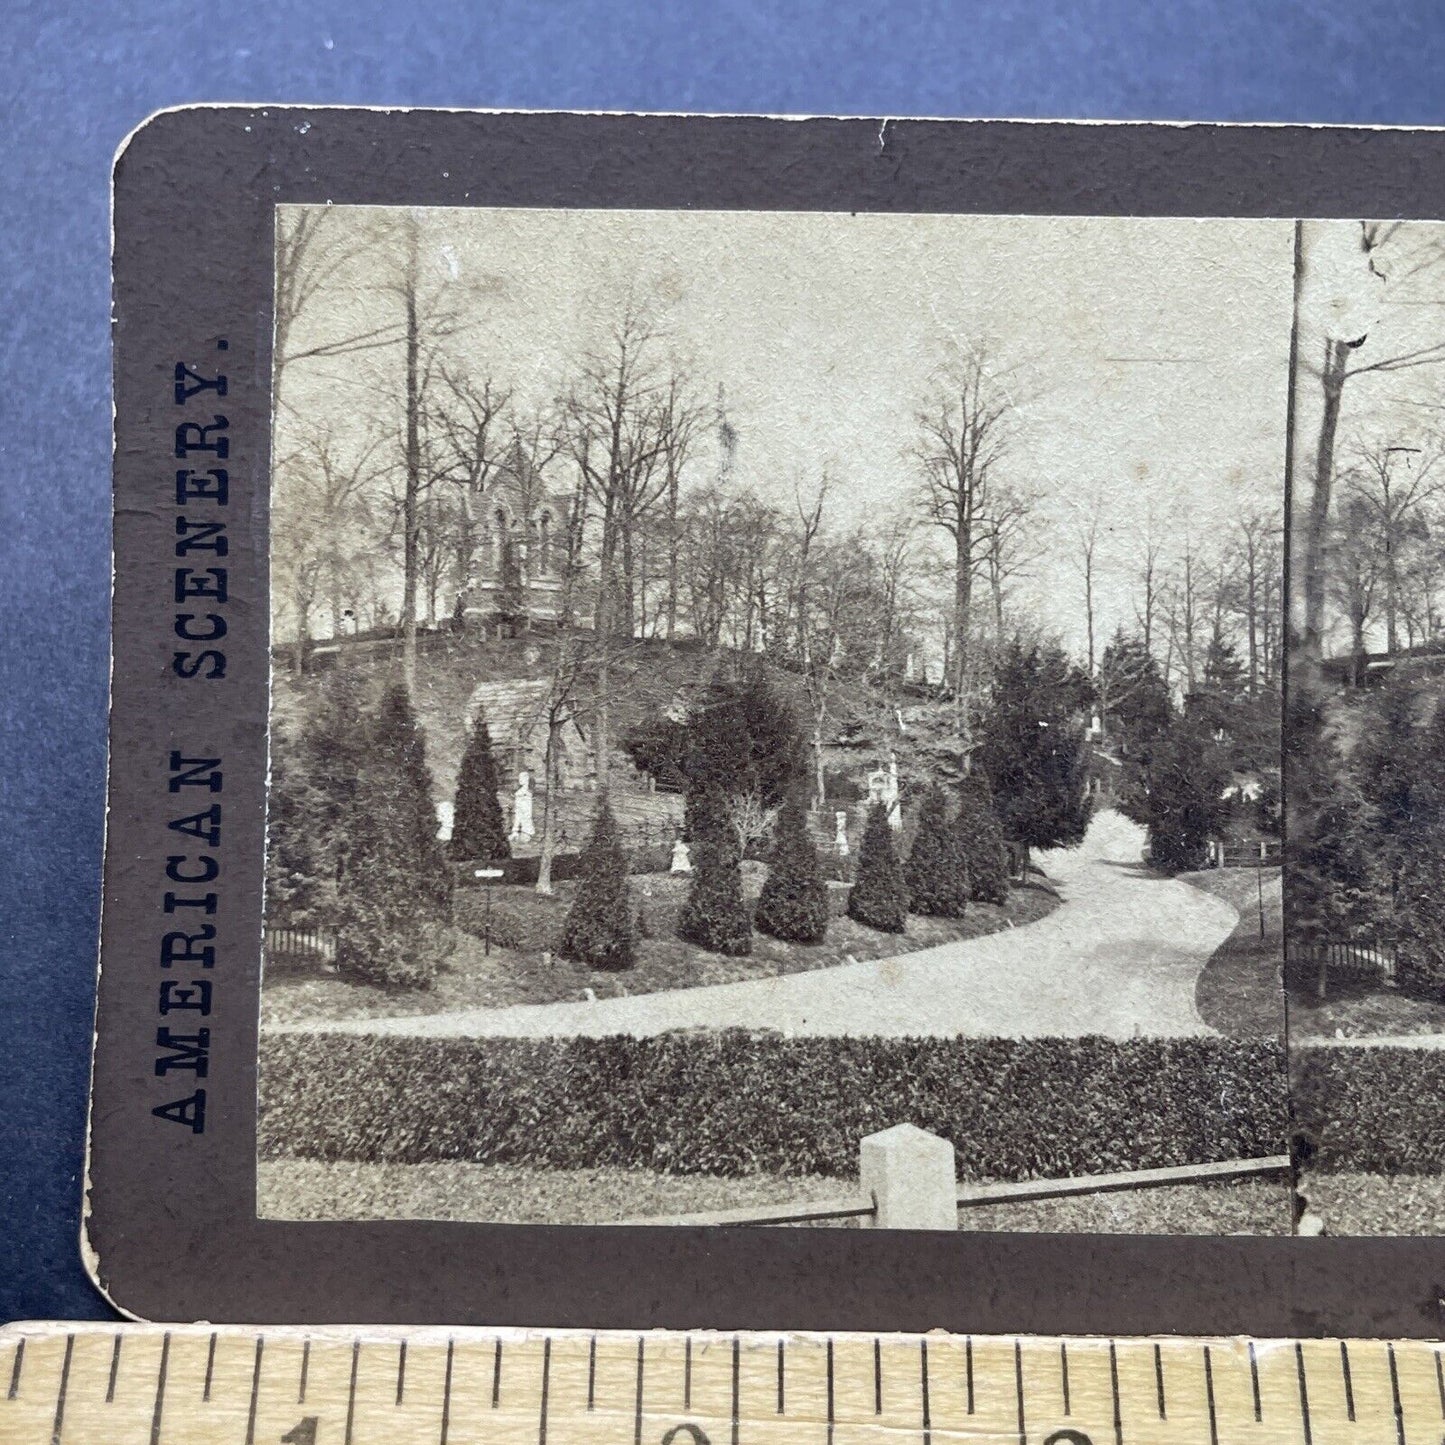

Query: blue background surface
<box><xmin>2</xmin><ymin>0</ymin><xmax>1444</xmax><ymax>1324</ymax></box>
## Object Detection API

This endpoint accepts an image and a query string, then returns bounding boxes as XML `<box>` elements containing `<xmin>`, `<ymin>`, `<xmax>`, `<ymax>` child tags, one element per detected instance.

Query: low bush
<box><xmin>1293</xmin><ymin>1045</ymin><xmax>1445</xmax><ymax>1174</ymax></box>
<box><xmin>260</xmin><ymin>1033</ymin><xmax>1287</xmax><ymax>1180</ymax></box>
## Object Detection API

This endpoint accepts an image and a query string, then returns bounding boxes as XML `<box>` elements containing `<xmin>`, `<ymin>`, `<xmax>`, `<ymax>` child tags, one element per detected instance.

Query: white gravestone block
<box><xmin>834</xmin><ymin>810</ymin><xmax>850</xmax><ymax>857</ymax></box>
<box><xmin>670</xmin><ymin>838</ymin><xmax>692</xmax><ymax>874</ymax></box>
<box><xmin>859</xmin><ymin>1123</ymin><xmax>957</xmax><ymax>1231</ymax></box>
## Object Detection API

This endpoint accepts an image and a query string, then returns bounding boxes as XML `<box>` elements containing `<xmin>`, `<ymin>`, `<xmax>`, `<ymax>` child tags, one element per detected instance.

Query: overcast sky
<box><xmin>281</xmin><ymin>206</ymin><xmax>1296</xmax><ymax>658</ymax></box>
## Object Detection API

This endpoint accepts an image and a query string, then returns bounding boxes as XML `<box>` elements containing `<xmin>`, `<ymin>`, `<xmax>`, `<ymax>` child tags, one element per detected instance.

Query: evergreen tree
<box><xmin>1144</xmin><ymin>713</ymin><xmax>1231</xmax><ymax>873</ymax></box>
<box><xmin>449</xmin><ymin>706</ymin><xmax>511</xmax><ymax>863</ymax></box>
<box><xmin>1097</xmin><ymin>632</ymin><xmax>1172</xmax><ymax>825</ymax></box>
<box><xmin>298</xmin><ymin>668</ymin><xmax>373</xmax><ymax>912</ymax></box>
<box><xmin>1285</xmin><ymin>703</ymin><xmax>1376</xmax><ymax>949</ymax></box>
<box><xmin>738</xmin><ymin>669</ymin><xmax>806</xmax><ymax>808</ymax></box>
<box><xmin>374</xmin><ymin>682</ymin><xmax>453</xmax><ymax>914</ymax></box>
<box><xmin>847</xmin><ymin>801</ymin><xmax>908</xmax><ymax>933</ymax></box>
<box><xmin>1354</xmin><ymin>679</ymin><xmax>1420</xmax><ymax>930</ymax></box>
<box><xmin>679</xmin><ymin>786</ymin><xmax>753</xmax><ymax>955</ymax></box>
<box><xmin>684</xmin><ymin>669</ymin><xmax>757</xmax><ymax>836</ymax></box>
<box><xmin>334</xmin><ymin>702</ymin><xmax>452</xmax><ymax>990</ymax></box>
<box><xmin>755</xmin><ymin>791</ymin><xmax>830</xmax><ymax>943</ymax></box>
<box><xmin>1393</xmin><ymin>699</ymin><xmax>1445</xmax><ymax>996</ymax></box>
<box><xmin>978</xmin><ymin>641</ymin><xmax>1094</xmax><ymax>856</ymax></box>
<box><xmin>904</xmin><ymin>785</ymin><xmax>969</xmax><ymax>917</ymax></box>
<box><xmin>558</xmin><ymin>792</ymin><xmax>637</xmax><ymax>971</ymax></box>
<box><xmin>264</xmin><ymin>727</ymin><xmax>327</xmax><ymax>924</ymax></box>
<box><xmin>957</xmin><ymin>768</ymin><xmax>1010</xmax><ymax>905</ymax></box>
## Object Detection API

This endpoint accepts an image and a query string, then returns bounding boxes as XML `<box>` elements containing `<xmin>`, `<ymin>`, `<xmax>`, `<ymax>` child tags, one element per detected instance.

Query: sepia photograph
<box><xmin>1285</xmin><ymin>219</ymin><xmax>1445</xmax><ymax>1235</ymax></box>
<box><xmin>256</xmin><ymin>206</ymin><xmax>1293</xmax><ymax>1233</ymax></box>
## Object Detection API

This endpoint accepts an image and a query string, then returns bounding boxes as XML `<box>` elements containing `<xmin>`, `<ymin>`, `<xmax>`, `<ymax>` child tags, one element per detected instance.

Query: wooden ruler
<box><xmin>2</xmin><ymin>1322</ymin><xmax>1441</xmax><ymax>1445</ymax></box>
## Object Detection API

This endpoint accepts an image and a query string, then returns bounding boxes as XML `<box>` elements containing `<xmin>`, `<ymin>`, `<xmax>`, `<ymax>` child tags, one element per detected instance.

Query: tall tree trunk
<box><xmin>953</xmin><ymin>523</ymin><xmax>972</xmax><ymax>747</ymax></box>
<box><xmin>536</xmin><ymin>713</ymin><xmax>562</xmax><ymax>894</ymax></box>
<box><xmin>401</xmin><ymin>220</ymin><xmax>421</xmax><ymax>693</ymax></box>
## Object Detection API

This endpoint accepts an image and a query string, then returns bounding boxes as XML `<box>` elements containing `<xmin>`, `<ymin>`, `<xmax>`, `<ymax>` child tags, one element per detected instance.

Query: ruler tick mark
<box><xmin>920</xmin><ymin>1339</ymin><xmax>931</xmax><ymax>1445</ymax></box>
<box><xmin>344</xmin><ymin>1339</ymin><xmax>360</xmax><ymax>1445</ymax></box>
<box><xmin>1154</xmin><ymin>1341</ymin><xmax>1166</xmax><ymax>1419</ymax></box>
<box><xmin>1295</xmin><ymin>1342</ymin><xmax>1313</xmax><ymax>1445</ymax></box>
<box><xmin>397</xmin><ymin>1339</ymin><xmax>406</xmax><ymax>1405</ymax></box>
<box><xmin>965</xmin><ymin>1337</ymin><xmax>974</xmax><ymax>1415</ymax></box>
<box><xmin>1248</xmin><ymin>1340</ymin><xmax>1261</xmax><ymax>1422</ymax></box>
<box><xmin>439</xmin><ymin>1338</ymin><xmax>454</xmax><ymax>1445</ymax></box>
<box><xmin>107</xmin><ymin>1333</ymin><xmax>122</xmax><ymax>1404</ymax></box>
<box><xmin>49</xmin><ymin>1333</ymin><xmax>74</xmax><ymax>1445</ymax></box>
<box><xmin>1059</xmin><ymin>1340</ymin><xmax>1070</xmax><ymax>1416</ymax></box>
<box><xmin>149</xmin><ymin>1331</ymin><xmax>170</xmax><ymax>1445</ymax></box>
<box><xmin>1339</xmin><ymin>1341</ymin><xmax>1354</xmax><ymax>1421</ymax></box>
<box><xmin>731</xmin><ymin>1337</ymin><xmax>740</xmax><ymax>1445</ymax></box>
<box><xmin>298</xmin><ymin>1338</ymin><xmax>309</xmax><ymax>1405</ymax></box>
<box><xmin>1389</xmin><ymin>1343</ymin><xmax>1406</xmax><ymax>1445</ymax></box>
<box><xmin>826</xmin><ymin>1338</ymin><xmax>835</xmax><ymax>1445</ymax></box>
<box><xmin>1014</xmin><ymin>1339</ymin><xmax>1025</xmax><ymax>1445</ymax></box>
<box><xmin>244</xmin><ymin>1336</ymin><xmax>264</xmax><ymax>1445</ymax></box>
<box><xmin>634</xmin><ymin>1337</ymin><xmax>645</xmax><ymax>1445</ymax></box>
<box><xmin>203</xmin><ymin>1332</ymin><xmax>217</xmax><ymax>1403</ymax></box>
<box><xmin>588</xmin><ymin>1334</ymin><xmax>597</xmax><ymax>1411</ymax></box>
<box><xmin>1203</xmin><ymin>1345</ymin><xmax>1218</xmax><ymax>1445</ymax></box>
<box><xmin>874</xmin><ymin>1336</ymin><xmax>882</xmax><ymax>1415</ymax></box>
<box><xmin>1109</xmin><ymin>1340</ymin><xmax>1122</xmax><ymax>1445</ymax></box>
<box><xmin>539</xmin><ymin>1336</ymin><xmax>552</xmax><ymax>1445</ymax></box>
<box><xmin>776</xmin><ymin>1337</ymin><xmax>785</xmax><ymax>1414</ymax></box>
<box><xmin>1436</xmin><ymin>1347</ymin><xmax>1444</xmax><ymax>1417</ymax></box>
<box><xmin>493</xmin><ymin>1337</ymin><xmax>503</xmax><ymax>1407</ymax></box>
<box><xmin>8</xmin><ymin>1338</ymin><xmax>23</xmax><ymax>1400</ymax></box>
<box><xmin>683</xmin><ymin>1336</ymin><xmax>691</xmax><ymax>1410</ymax></box>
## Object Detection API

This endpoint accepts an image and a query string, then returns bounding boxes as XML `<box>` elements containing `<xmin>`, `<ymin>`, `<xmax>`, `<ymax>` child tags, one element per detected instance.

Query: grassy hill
<box><xmin>271</xmin><ymin>629</ymin><xmax>949</xmax><ymax>808</ymax></box>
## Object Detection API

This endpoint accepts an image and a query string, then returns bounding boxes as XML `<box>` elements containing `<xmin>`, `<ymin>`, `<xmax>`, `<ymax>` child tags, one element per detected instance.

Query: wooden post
<box><xmin>859</xmin><ymin>1124</ymin><xmax>957</xmax><ymax>1230</ymax></box>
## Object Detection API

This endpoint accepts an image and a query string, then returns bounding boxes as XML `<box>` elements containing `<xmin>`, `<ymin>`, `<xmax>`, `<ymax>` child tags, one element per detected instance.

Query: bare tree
<box><xmin>1292</xmin><ymin>221</ymin><xmax>1445</xmax><ymax>690</ymax></box>
<box><xmin>1069</xmin><ymin>503</ymin><xmax>1103</xmax><ymax>678</ymax></box>
<box><xmin>913</xmin><ymin>348</ymin><xmax>1014</xmax><ymax>744</ymax></box>
<box><xmin>273</xmin><ymin>208</ymin><xmax>407</xmax><ymax>382</ymax></box>
<box><xmin>978</xmin><ymin>481</ymin><xmax>1039</xmax><ymax>639</ymax></box>
<box><xmin>271</xmin><ymin>421</ymin><xmax>386</xmax><ymax>672</ymax></box>
<box><xmin>1340</xmin><ymin>441</ymin><xmax>1442</xmax><ymax>654</ymax></box>
<box><xmin>1229</xmin><ymin>508</ymin><xmax>1283</xmax><ymax>694</ymax></box>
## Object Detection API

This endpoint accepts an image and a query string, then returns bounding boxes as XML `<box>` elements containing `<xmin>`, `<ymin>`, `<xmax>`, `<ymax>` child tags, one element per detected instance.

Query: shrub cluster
<box><xmin>1293</xmin><ymin>1045</ymin><xmax>1445</xmax><ymax>1174</ymax></box>
<box><xmin>259</xmin><ymin>1033</ymin><xmax>1287</xmax><ymax>1180</ymax></box>
<box><xmin>905</xmin><ymin>786</ymin><xmax>969</xmax><ymax>917</ymax></box>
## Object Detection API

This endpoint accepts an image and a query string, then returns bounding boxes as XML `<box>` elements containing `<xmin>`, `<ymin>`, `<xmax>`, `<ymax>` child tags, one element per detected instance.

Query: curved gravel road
<box><xmin>279</xmin><ymin>808</ymin><xmax>1236</xmax><ymax>1040</ymax></box>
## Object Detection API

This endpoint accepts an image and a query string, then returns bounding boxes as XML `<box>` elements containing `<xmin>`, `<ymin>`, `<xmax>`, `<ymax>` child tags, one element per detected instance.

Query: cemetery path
<box><xmin>284</xmin><ymin>808</ymin><xmax>1236</xmax><ymax>1040</ymax></box>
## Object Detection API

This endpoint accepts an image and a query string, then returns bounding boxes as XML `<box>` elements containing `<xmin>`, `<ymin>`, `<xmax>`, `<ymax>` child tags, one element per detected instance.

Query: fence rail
<box><xmin>616</xmin><ymin>1126</ymin><xmax>1291</xmax><ymax>1229</ymax></box>
<box><xmin>263</xmin><ymin>925</ymin><xmax>336</xmax><ymax>962</ymax></box>
<box><xmin>1212</xmin><ymin>839</ymin><xmax>1282</xmax><ymax>868</ymax></box>
<box><xmin>1290</xmin><ymin>939</ymin><xmax>1397</xmax><ymax>986</ymax></box>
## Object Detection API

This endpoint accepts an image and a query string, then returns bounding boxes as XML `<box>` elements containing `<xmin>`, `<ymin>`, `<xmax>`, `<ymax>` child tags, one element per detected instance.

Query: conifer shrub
<box><xmin>957</xmin><ymin>769</ymin><xmax>1010</xmax><ymax>905</ymax></box>
<box><xmin>755</xmin><ymin>792</ymin><xmax>829</xmax><ymax>943</ymax></box>
<box><xmin>847</xmin><ymin>801</ymin><xmax>908</xmax><ymax>933</ymax></box>
<box><xmin>334</xmin><ymin>765</ymin><xmax>451</xmax><ymax>990</ymax></box>
<box><xmin>905</xmin><ymin>785</ymin><xmax>969</xmax><ymax>917</ymax></box>
<box><xmin>679</xmin><ymin>787</ymin><xmax>753</xmax><ymax>956</ymax></box>
<box><xmin>449</xmin><ymin>706</ymin><xmax>511</xmax><ymax>863</ymax></box>
<box><xmin>373</xmin><ymin>682</ymin><xmax>453</xmax><ymax>914</ymax></box>
<box><xmin>558</xmin><ymin>793</ymin><xmax>637</xmax><ymax>971</ymax></box>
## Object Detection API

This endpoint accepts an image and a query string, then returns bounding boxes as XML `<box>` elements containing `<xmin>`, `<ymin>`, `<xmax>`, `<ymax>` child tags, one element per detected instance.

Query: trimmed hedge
<box><xmin>259</xmin><ymin>1033</ymin><xmax>1287</xmax><ymax>1180</ymax></box>
<box><xmin>1293</xmin><ymin>1045</ymin><xmax>1445</xmax><ymax>1174</ymax></box>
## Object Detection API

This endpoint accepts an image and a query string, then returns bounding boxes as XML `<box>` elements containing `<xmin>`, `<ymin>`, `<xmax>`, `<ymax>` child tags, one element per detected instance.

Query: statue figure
<box><xmin>510</xmin><ymin>768</ymin><xmax>535</xmax><ymax>842</ymax></box>
<box><xmin>670</xmin><ymin>837</ymin><xmax>692</xmax><ymax>874</ymax></box>
<box><xmin>834</xmin><ymin>810</ymin><xmax>850</xmax><ymax>857</ymax></box>
<box><xmin>886</xmin><ymin>753</ymin><xmax>902</xmax><ymax>831</ymax></box>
